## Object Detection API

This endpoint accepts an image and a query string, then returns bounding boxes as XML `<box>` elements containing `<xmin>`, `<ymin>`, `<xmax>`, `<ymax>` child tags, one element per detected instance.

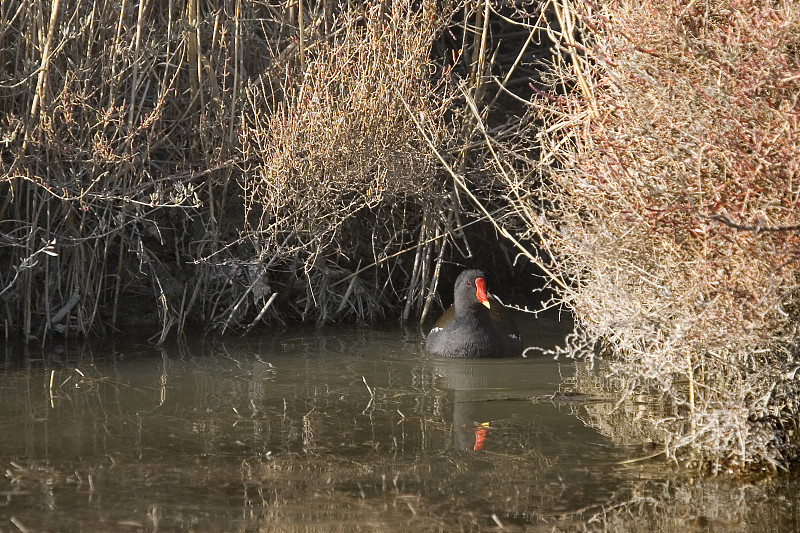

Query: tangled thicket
<box><xmin>523</xmin><ymin>0</ymin><xmax>800</xmax><ymax>471</ymax></box>
<box><xmin>238</xmin><ymin>4</ymin><xmax>456</xmax><ymax>325</ymax></box>
<box><xmin>0</xmin><ymin>0</ymin><xmax>520</xmax><ymax>341</ymax></box>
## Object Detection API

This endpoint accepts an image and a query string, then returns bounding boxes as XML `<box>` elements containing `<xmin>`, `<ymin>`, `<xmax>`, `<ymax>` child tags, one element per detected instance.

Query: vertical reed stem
<box><xmin>297</xmin><ymin>0</ymin><xmax>305</xmax><ymax>71</ymax></box>
<box><xmin>229</xmin><ymin>0</ymin><xmax>242</xmax><ymax>144</ymax></box>
<box><xmin>687</xmin><ymin>353</ymin><xmax>696</xmax><ymax>434</ymax></box>
<box><xmin>473</xmin><ymin>0</ymin><xmax>490</xmax><ymax>103</ymax></box>
<box><xmin>129</xmin><ymin>0</ymin><xmax>146</xmax><ymax>130</ymax></box>
<box><xmin>187</xmin><ymin>0</ymin><xmax>199</xmax><ymax>113</ymax></box>
<box><xmin>29</xmin><ymin>0</ymin><xmax>60</xmax><ymax>123</ymax></box>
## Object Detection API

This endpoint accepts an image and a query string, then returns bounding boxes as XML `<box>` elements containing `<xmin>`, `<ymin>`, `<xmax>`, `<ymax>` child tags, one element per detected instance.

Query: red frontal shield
<box><xmin>474</xmin><ymin>277</ymin><xmax>491</xmax><ymax>309</ymax></box>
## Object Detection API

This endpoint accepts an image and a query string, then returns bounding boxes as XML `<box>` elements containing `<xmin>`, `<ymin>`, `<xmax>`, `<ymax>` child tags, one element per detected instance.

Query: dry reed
<box><xmin>235</xmin><ymin>0</ymin><xmax>458</xmax><ymax>327</ymax></box>
<box><xmin>0</xmin><ymin>0</ymin><xmax>518</xmax><ymax>340</ymax></box>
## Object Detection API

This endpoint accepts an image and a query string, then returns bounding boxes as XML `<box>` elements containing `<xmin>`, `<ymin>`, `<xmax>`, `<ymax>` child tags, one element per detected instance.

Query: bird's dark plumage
<box><xmin>425</xmin><ymin>269</ymin><xmax>523</xmax><ymax>358</ymax></box>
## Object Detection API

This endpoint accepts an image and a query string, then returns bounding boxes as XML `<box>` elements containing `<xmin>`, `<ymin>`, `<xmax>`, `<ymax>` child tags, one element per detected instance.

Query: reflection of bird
<box><xmin>425</xmin><ymin>269</ymin><xmax>523</xmax><ymax>358</ymax></box>
<box><xmin>473</xmin><ymin>422</ymin><xmax>490</xmax><ymax>451</ymax></box>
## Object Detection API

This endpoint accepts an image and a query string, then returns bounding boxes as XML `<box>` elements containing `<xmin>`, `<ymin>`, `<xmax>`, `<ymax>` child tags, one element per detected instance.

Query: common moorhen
<box><xmin>425</xmin><ymin>269</ymin><xmax>523</xmax><ymax>358</ymax></box>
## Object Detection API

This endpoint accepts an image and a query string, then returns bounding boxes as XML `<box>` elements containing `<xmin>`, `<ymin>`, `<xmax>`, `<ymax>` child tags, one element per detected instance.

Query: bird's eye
<box><xmin>466</xmin><ymin>280</ymin><xmax>472</xmax><ymax>287</ymax></box>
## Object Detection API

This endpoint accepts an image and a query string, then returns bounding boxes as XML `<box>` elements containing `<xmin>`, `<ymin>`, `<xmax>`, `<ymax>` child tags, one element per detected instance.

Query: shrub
<box><xmin>524</xmin><ymin>0</ymin><xmax>800</xmax><ymax>471</ymax></box>
<box><xmin>237</xmin><ymin>0</ymin><xmax>457</xmax><ymax>324</ymax></box>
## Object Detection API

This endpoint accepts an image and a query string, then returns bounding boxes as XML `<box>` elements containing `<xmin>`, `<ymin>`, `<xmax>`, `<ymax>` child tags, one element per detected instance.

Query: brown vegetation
<box><xmin>522</xmin><ymin>0</ymin><xmax>800</xmax><ymax>471</ymax></box>
<box><xmin>0</xmin><ymin>0</ymin><xmax>524</xmax><ymax>341</ymax></box>
<box><xmin>237</xmin><ymin>3</ymin><xmax>456</xmax><ymax>326</ymax></box>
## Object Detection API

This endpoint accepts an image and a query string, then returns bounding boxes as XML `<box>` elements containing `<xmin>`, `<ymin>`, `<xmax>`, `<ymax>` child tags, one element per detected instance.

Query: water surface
<box><xmin>1</xmin><ymin>312</ymin><xmax>798</xmax><ymax>531</ymax></box>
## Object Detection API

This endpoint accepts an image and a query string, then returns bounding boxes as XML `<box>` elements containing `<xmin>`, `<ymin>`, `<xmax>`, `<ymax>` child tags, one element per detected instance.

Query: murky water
<box><xmin>1</xmin><ymin>312</ymin><xmax>799</xmax><ymax>532</ymax></box>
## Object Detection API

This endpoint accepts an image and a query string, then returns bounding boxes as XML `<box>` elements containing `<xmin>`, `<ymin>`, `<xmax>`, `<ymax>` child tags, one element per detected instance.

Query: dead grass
<box><xmin>236</xmin><ymin>0</ymin><xmax>459</xmax><ymax>326</ymax></box>
<box><xmin>0</xmin><ymin>0</ymin><xmax>516</xmax><ymax>339</ymax></box>
<box><xmin>0</xmin><ymin>0</ymin><xmax>246</xmax><ymax>341</ymax></box>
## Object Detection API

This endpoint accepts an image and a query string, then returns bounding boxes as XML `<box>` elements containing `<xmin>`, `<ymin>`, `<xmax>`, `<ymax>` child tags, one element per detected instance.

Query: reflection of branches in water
<box><xmin>2</xmin><ymin>352</ymin><xmax>562</xmax><ymax>528</ymax></box>
<box><xmin>570</xmin><ymin>360</ymin><xmax>671</xmax><ymax>449</ymax></box>
<box><xmin>245</xmin><ymin>448</ymin><xmax>554</xmax><ymax>530</ymax></box>
<box><xmin>5</xmin><ymin>341</ymin><xmax>800</xmax><ymax>530</ymax></box>
<box><xmin>7</xmin><ymin>449</ymin><xmax>799</xmax><ymax>532</ymax></box>
<box><xmin>557</xmin><ymin>361</ymin><xmax>800</xmax><ymax>531</ymax></box>
<box><xmin>574</xmin><ymin>472</ymin><xmax>800</xmax><ymax>533</ymax></box>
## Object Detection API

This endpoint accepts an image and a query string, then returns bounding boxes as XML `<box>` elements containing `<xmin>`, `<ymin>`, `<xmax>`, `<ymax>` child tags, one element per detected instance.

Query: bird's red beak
<box><xmin>475</xmin><ymin>277</ymin><xmax>491</xmax><ymax>309</ymax></box>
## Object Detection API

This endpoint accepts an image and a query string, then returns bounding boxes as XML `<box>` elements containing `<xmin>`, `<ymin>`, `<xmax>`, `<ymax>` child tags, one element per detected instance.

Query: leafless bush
<box><xmin>1</xmin><ymin>0</ymin><xmax>510</xmax><ymax>339</ymax></box>
<box><xmin>517</xmin><ymin>0</ymin><xmax>800</xmax><ymax>471</ymax></box>
<box><xmin>236</xmin><ymin>0</ymin><xmax>460</xmax><ymax>325</ymax></box>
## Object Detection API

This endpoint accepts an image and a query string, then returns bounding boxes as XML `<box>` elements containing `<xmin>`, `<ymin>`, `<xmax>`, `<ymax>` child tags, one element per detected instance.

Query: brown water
<box><xmin>1</xmin><ymin>312</ymin><xmax>799</xmax><ymax>532</ymax></box>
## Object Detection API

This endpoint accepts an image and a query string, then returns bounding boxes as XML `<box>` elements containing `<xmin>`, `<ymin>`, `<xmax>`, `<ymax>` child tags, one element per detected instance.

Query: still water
<box><xmin>1</xmin><ymin>312</ymin><xmax>798</xmax><ymax>532</ymax></box>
